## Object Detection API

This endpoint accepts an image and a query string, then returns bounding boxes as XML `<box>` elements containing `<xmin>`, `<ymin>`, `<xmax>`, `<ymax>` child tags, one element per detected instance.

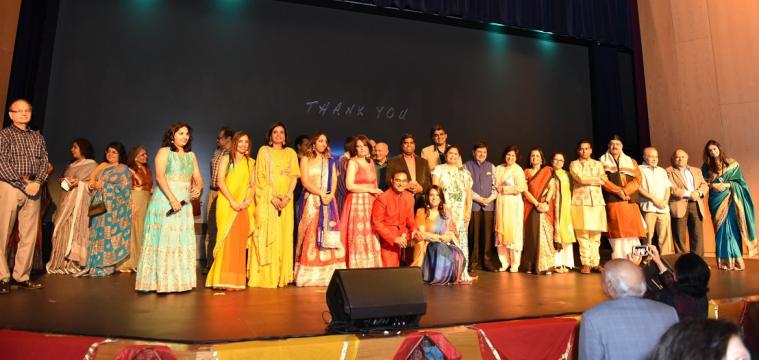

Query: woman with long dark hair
<box><xmin>249</xmin><ymin>122</ymin><xmax>300</xmax><ymax>288</ymax></box>
<box><xmin>294</xmin><ymin>132</ymin><xmax>346</xmax><ymax>286</ymax></box>
<box><xmin>206</xmin><ymin>131</ymin><xmax>255</xmax><ymax>290</ymax></box>
<box><xmin>136</xmin><ymin>122</ymin><xmax>203</xmax><ymax>292</ymax></box>
<box><xmin>702</xmin><ymin>139</ymin><xmax>756</xmax><ymax>270</ymax></box>
<box><xmin>416</xmin><ymin>185</ymin><xmax>467</xmax><ymax>284</ymax></box>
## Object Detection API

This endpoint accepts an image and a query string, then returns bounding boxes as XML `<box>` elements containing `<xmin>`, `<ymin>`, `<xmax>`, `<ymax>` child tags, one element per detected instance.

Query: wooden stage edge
<box><xmin>1</xmin><ymin>256</ymin><xmax>758</xmax><ymax>344</ymax></box>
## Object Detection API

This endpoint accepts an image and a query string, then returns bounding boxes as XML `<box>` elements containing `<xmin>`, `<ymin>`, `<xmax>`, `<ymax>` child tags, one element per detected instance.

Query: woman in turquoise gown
<box><xmin>136</xmin><ymin>123</ymin><xmax>203</xmax><ymax>292</ymax></box>
<box><xmin>702</xmin><ymin>140</ymin><xmax>756</xmax><ymax>271</ymax></box>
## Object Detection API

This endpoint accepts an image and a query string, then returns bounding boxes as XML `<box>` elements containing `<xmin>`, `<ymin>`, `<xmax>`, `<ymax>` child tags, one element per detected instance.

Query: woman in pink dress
<box><xmin>340</xmin><ymin>135</ymin><xmax>384</xmax><ymax>268</ymax></box>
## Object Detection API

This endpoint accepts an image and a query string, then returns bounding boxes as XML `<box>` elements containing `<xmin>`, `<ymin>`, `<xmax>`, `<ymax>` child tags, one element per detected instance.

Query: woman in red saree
<box><xmin>521</xmin><ymin>148</ymin><xmax>556</xmax><ymax>275</ymax></box>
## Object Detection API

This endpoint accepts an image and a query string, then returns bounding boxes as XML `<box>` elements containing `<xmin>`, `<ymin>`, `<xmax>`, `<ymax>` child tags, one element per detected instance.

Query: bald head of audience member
<box><xmin>602</xmin><ymin>259</ymin><xmax>647</xmax><ymax>299</ymax></box>
<box><xmin>672</xmin><ymin>149</ymin><xmax>689</xmax><ymax>169</ymax></box>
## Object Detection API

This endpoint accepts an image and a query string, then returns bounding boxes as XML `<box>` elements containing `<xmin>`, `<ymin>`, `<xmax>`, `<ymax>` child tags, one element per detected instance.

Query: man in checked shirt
<box><xmin>0</xmin><ymin>99</ymin><xmax>48</xmax><ymax>294</ymax></box>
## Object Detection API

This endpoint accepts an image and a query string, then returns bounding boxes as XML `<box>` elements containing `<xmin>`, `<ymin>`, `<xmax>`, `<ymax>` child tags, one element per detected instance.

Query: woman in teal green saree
<box><xmin>702</xmin><ymin>140</ymin><xmax>756</xmax><ymax>271</ymax></box>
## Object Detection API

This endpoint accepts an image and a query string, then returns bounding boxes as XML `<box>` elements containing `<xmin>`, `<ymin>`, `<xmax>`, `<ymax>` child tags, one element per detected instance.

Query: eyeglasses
<box><xmin>10</xmin><ymin>109</ymin><xmax>31</xmax><ymax>114</ymax></box>
<box><xmin>393</xmin><ymin>179</ymin><xmax>408</xmax><ymax>183</ymax></box>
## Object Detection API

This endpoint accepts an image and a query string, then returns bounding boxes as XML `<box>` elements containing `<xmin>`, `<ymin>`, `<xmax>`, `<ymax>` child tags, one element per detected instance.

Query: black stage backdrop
<box><xmin>43</xmin><ymin>0</ymin><xmax>592</xmax><ymax>181</ymax></box>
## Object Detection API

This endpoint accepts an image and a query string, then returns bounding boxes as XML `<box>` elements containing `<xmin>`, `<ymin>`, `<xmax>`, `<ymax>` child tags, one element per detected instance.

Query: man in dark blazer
<box><xmin>386</xmin><ymin>133</ymin><xmax>431</xmax><ymax>209</ymax></box>
<box><xmin>666</xmin><ymin>149</ymin><xmax>709</xmax><ymax>256</ymax></box>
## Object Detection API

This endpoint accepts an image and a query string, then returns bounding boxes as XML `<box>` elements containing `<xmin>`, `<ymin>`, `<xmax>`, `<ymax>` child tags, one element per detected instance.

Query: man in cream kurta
<box><xmin>569</xmin><ymin>140</ymin><xmax>607</xmax><ymax>274</ymax></box>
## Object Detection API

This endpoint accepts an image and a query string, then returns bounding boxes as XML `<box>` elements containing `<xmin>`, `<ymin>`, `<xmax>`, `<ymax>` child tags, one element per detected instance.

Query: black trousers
<box><xmin>671</xmin><ymin>202</ymin><xmax>704</xmax><ymax>256</ymax></box>
<box><xmin>468</xmin><ymin>210</ymin><xmax>501</xmax><ymax>271</ymax></box>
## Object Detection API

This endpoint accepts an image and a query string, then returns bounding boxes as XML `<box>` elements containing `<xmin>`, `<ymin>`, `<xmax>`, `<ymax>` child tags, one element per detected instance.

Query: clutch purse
<box><xmin>320</xmin><ymin>230</ymin><xmax>343</xmax><ymax>249</ymax></box>
<box><xmin>88</xmin><ymin>202</ymin><xmax>107</xmax><ymax>217</ymax></box>
<box><xmin>88</xmin><ymin>191</ymin><xmax>107</xmax><ymax>217</ymax></box>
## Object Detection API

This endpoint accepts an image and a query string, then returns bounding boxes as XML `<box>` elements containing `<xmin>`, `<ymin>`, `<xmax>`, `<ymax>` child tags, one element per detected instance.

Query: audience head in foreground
<box><xmin>578</xmin><ymin>259</ymin><xmax>679</xmax><ymax>360</ymax></box>
<box><xmin>651</xmin><ymin>319</ymin><xmax>750</xmax><ymax>360</ymax></box>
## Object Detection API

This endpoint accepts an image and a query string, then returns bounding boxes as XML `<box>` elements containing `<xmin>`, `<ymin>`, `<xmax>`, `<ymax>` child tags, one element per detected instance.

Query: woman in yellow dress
<box><xmin>206</xmin><ymin>131</ymin><xmax>255</xmax><ymax>290</ymax></box>
<box><xmin>551</xmin><ymin>152</ymin><xmax>576</xmax><ymax>273</ymax></box>
<box><xmin>249</xmin><ymin>122</ymin><xmax>300</xmax><ymax>288</ymax></box>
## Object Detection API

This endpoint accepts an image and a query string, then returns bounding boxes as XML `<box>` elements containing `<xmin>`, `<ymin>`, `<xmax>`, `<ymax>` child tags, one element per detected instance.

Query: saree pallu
<box><xmin>520</xmin><ymin>167</ymin><xmax>556</xmax><ymax>274</ymax></box>
<box><xmin>207</xmin><ymin>157</ymin><xmax>255</xmax><ymax>290</ymax></box>
<box><xmin>420</xmin><ymin>214</ymin><xmax>465</xmax><ymax>285</ymax></box>
<box><xmin>554</xmin><ymin>170</ymin><xmax>576</xmax><ymax>244</ymax></box>
<box><xmin>117</xmin><ymin>188</ymin><xmax>151</xmax><ymax>272</ymax></box>
<box><xmin>47</xmin><ymin>160</ymin><xmax>97</xmax><ymax>274</ymax></box>
<box><xmin>86</xmin><ymin>164</ymin><xmax>132</xmax><ymax>277</ymax></box>
<box><xmin>704</xmin><ymin>162</ymin><xmax>757</xmax><ymax>268</ymax></box>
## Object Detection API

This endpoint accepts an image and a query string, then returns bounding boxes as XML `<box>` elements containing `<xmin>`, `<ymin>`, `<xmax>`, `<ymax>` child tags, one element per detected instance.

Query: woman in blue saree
<box><xmin>78</xmin><ymin>142</ymin><xmax>132</xmax><ymax>277</ymax></box>
<box><xmin>415</xmin><ymin>185</ymin><xmax>469</xmax><ymax>285</ymax></box>
<box><xmin>702</xmin><ymin>140</ymin><xmax>756</xmax><ymax>271</ymax></box>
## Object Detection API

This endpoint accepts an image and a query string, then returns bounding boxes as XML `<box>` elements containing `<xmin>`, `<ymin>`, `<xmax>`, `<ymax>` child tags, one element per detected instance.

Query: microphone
<box><xmin>166</xmin><ymin>200</ymin><xmax>187</xmax><ymax>216</ymax></box>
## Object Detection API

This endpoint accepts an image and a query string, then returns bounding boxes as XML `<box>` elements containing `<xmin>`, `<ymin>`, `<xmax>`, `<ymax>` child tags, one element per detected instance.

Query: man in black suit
<box><xmin>386</xmin><ymin>133</ymin><xmax>431</xmax><ymax>210</ymax></box>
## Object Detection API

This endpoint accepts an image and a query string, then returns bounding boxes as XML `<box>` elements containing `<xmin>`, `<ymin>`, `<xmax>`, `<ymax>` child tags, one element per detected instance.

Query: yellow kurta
<box><xmin>207</xmin><ymin>156</ymin><xmax>255</xmax><ymax>290</ymax></box>
<box><xmin>249</xmin><ymin>146</ymin><xmax>300</xmax><ymax>288</ymax></box>
<box><xmin>568</xmin><ymin>159</ymin><xmax>607</xmax><ymax>232</ymax></box>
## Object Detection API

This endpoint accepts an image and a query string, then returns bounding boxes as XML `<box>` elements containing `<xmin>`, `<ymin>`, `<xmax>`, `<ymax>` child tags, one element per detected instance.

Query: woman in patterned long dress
<box><xmin>117</xmin><ymin>146</ymin><xmax>153</xmax><ymax>272</ymax></box>
<box><xmin>136</xmin><ymin>123</ymin><xmax>203</xmax><ymax>292</ymax></box>
<box><xmin>207</xmin><ymin>131</ymin><xmax>255</xmax><ymax>290</ymax></box>
<box><xmin>47</xmin><ymin>139</ymin><xmax>97</xmax><ymax>274</ymax></box>
<box><xmin>77</xmin><ymin>142</ymin><xmax>132</xmax><ymax>277</ymax></box>
<box><xmin>521</xmin><ymin>148</ymin><xmax>556</xmax><ymax>275</ymax></box>
<box><xmin>249</xmin><ymin>122</ymin><xmax>300</xmax><ymax>288</ymax></box>
<box><xmin>416</xmin><ymin>186</ymin><xmax>467</xmax><ymax>285</ymax></box>
<box><xmin>551</xmin><ymin>152</ymin><xmax>576</xmax><ymax>273</ymax></box>
<box><xmin>494</xmin><ymin>145</ymin><xmax>528</xmax><ymax>272</ymax></box>
<box><xmin>341</xmin><ymin>135</ymin><xmax>383</xmax><ymax>268</ymax></box>
<box><xmin>702</xmin><ymin>140</ymin><xmax>756</xmax><ymax>271</ymax></box>
<box><xmin>294</xmin><ymin>132</ymin><xmax>347</xmax><ymax>286</ymax></box>
<box><xmin>431</xmin><ymin>146</ymin><xmax>473</xmax><ymax>281</ymax></box>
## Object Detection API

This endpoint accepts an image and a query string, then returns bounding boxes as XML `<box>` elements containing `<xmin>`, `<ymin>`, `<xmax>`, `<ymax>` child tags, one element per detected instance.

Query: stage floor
<box><xmin>2</xmin><ymin>257</ymin><xmax>758</xmax><ymax>344</ymax></box>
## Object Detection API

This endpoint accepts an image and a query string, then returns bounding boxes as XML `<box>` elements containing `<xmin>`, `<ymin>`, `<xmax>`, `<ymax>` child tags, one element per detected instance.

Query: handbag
<box><xmin>88</xmin><ymin>195</ymin><xmax>107</xmax><ymax>217</ymax></box>
<box><xmin>321</xmin><ymin>229</ymin><xmax>342</xmax><ymax>249</ymax></box>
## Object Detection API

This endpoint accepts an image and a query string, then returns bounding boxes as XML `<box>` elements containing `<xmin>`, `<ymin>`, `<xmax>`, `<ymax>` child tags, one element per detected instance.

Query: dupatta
<box><xmin>317</xmin><ymin>157</ymin><xmax>341</xmax><ymax>249</ymax></box>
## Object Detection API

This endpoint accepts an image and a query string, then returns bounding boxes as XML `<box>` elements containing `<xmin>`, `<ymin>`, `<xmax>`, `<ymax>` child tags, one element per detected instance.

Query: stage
<box><xmin>1</xmin><ymin>257</ymin><xmax>758</xmax><ymax>344</ymax></box>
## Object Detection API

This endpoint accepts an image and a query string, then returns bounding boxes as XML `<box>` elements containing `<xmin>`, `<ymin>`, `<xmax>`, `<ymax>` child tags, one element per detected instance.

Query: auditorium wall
<box><xmin>638</xmin><ymin>0</ymin><xmax>759</xmax><ymax>255</ymax></box>
<box><xmin>0</xmin><ymin>0</ymin><xmax>22</xmax><ymax>110</ymax></box>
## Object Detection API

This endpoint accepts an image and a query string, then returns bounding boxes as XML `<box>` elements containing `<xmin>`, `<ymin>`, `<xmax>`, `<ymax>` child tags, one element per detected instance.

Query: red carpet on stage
<box><xmin>0</xmin><ymin>330</ymin><xmax>104</xmax><ymax>360</ymax></box>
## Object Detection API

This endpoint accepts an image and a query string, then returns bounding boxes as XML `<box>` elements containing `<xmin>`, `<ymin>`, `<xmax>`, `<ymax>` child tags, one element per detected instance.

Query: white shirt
<box><xmin>640</xmin><ymin>164</ymin><xmax>671</xmax><ymax>213</ymax></box>
<box><xmin>680</xmin><ymin>166</ymin><xmax>695</xmax><ymax>198</ymax></box>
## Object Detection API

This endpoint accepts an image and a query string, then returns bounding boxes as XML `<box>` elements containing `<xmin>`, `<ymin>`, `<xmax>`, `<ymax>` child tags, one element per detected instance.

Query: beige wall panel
<box><xmin>670</xmin><ymin>0</ymin><xmax>711</xmax><ymax>42</ymax></box>
<box><xmin>674</xmin><ymin>38</ymin><xmax>723</xmax><ymax>143</ymax></box>
<box><xmin>707</xmin><ymin>0</ymin><xmax>759</xmax><ymax>104</ymax></box>
<box><xmin>0</xmin><ymin>0</ymin><xmax>22</xmax><ymax>111</ymax></box>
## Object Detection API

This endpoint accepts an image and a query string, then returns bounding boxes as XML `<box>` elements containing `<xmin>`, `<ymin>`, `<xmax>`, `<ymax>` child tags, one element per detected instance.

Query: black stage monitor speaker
<box><xmin>326</xmin><ymin>267</ymin><xmax>426</xmax><ymax>333</ymax></box>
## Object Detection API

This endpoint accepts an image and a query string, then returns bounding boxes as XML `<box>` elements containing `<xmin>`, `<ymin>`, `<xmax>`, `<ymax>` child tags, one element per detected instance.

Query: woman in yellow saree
<box><xmin>206</xmin><ymin>131</ymin><xmax>255</xmax><ymax>290</ymax></box>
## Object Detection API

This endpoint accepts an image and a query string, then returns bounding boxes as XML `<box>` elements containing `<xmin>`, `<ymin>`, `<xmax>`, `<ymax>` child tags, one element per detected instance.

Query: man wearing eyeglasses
<box><xmin>204</xmin><ymin>127</ymin><xmax>234</xmax><ymax>273</ymax></box>
<box><xmin>0</xmin><ymin>99</ymin><xmax>49</xmax><ymax>294</ymax></box>
<box><xmin>372</xmin><ymin>169</ymin><xmax>416</xmax><ymax>267</ymax></box>
<box><xmin>420</xmin><ymin>124</ymin><xmax>452</xmax><ymax>170</ymax></box>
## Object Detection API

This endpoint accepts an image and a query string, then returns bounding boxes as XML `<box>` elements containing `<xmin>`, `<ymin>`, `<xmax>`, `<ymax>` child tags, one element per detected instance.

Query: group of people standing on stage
<box><xmin>1</xmin><ymin>98</ymin><xmax>755</xmax><ymax>295</ymax></box>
